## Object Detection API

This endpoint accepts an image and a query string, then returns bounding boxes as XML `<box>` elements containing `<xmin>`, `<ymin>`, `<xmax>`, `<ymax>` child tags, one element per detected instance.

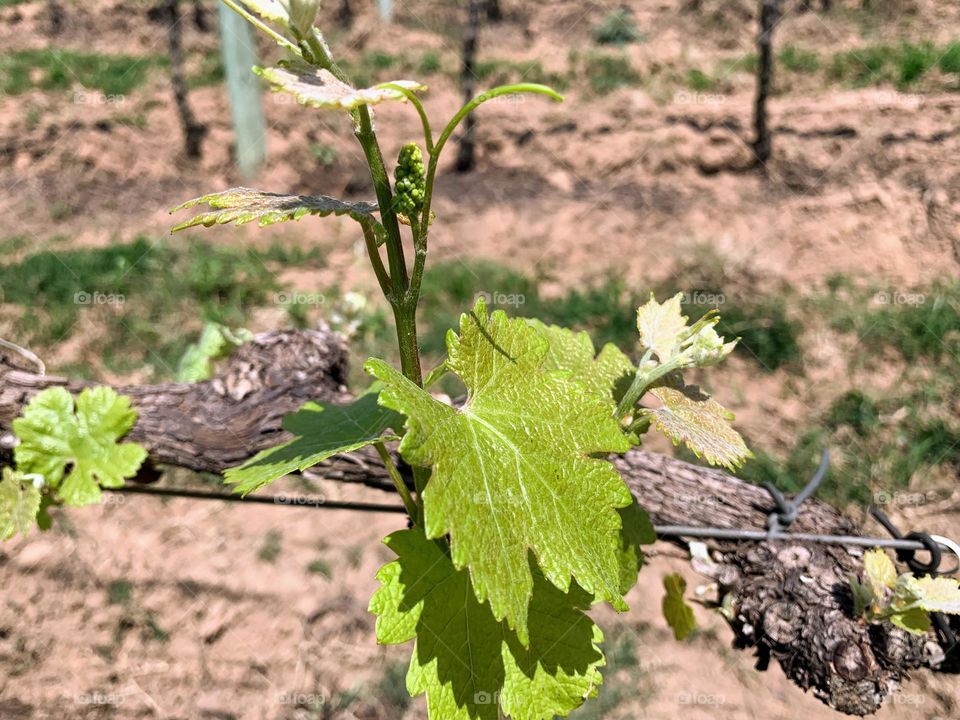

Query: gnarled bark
<box><xmin>0</xmin><ymin>330</ymin><xmax>954</xmax><ymax>715</ymax></box>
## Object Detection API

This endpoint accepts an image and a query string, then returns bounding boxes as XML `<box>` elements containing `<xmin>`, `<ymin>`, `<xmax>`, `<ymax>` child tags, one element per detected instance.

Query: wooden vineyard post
<box><xmin>218</xmin><ymin>3</ymin><xmax>268</xmax><ymax>179</ymax></box>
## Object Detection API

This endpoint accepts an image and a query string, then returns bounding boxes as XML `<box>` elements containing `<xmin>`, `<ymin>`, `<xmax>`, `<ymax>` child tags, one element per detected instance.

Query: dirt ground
<box><xmin>1</xmin><ymin>0</ymin><xmax>959</xmax><ymax>718</ymax></box>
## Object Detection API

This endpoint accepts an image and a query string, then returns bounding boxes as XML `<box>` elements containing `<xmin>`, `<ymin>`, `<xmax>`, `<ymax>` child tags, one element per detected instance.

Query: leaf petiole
<box><xmin>220</xmin><ymin>0</ymin><xmax>301</xmax><ymax>55</ymax></box>
<box><xmin>374</xmin><ymin>442</ymin><xmax>418</xmax><ymax>519</ymax></box>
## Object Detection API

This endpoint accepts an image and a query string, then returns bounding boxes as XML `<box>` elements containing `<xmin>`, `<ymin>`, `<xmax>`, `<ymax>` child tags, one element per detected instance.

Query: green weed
<box><xmin>257</xmin><ymin>529</ymin><xmax>283</xmax><ymax>563</ymax></box>
<box><xmin>0</xmin><ymin>49</ymin><xmax>166</xmax><ymax>97</ymax></box>
<box><xmin>592</xmin><ymin>10</ymin><xmax>644</xmax><ymax>46</ymax></box>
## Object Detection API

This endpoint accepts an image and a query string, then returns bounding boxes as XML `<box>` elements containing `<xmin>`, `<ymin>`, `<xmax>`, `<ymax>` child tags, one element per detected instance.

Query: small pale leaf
<box><xmin>863</xmin><ymin>548</ymin><xmax>898</xmax><ymax>598</ymax></box>
<box><xmin>916</xmin><ymin>576</ymin><xmax>960</xmax><ymax>614</ymax></box>
<box><xmin>225</xmin><ymin>392</ymin><xmax>403</xmax><ymax>495</ymax></box>
<box><xmin>256</xmin><ymin>64</ymin><xmax>426</xmax><ymax>111</ymax></box>
<box><xmin>0</xmin><ymin>468</ymin><xmax>42</xmax><ymax>541</ymax></box>
<box><xmin>890</xmin><ymin>607</ymin><xmax>932</xmax><ymax>636</ymax></box>
<box><xmin>636</xmin><ymin>293</ymin><xmax>687</xmax><ymax>362</ymax></box>
<box><xmin>176</xmin><ymin>323</ymin><xmax>252</xmax><ymax>383</ymax></box>
<box><xmin>662</xmin><ymin>573</ymin><xmax>696</xmax><ymax>640</ymax></box>
<box><xmin>171</xmin><ymin>187</ymin><xmax>379</xmax><ymax>232</ymax></box>
<box><xmin>644</xmin><ymin>385</ymin><xmax>751</xmax><ymax>470</ymax></box>
<box><xmin>848</xmin><ymin>575</ymin><xmax>876</xmax><ymax>617</ymax></box>
<box><xmin>241</xmin><ymin>0</ymin><xmax>289</xmax><ymax>23</ymax></box>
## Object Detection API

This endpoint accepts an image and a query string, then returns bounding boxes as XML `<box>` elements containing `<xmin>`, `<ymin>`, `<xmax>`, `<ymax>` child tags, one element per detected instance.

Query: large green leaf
<box><xmin>370</xmin><ymin>527</ymin><xmax>605</xmax><ymax>720</ymax></box>
<box><xmin>643</xmin><ymin>385</ymin><xmax>751</xmax><ymax>471</ymax></box>
<box><xmin>224</xmin><ymin>392</ymin><xmax>403</xmax><ymax>495</ymax></box>
<box><xmin>13</xmin><ymin>387</ymin><xmax>146</xmax><ymax>506</ymax></box>
<box><xmin>0</xmin><ymin>468</ymin><xmax>42</xmax><ymax>541</ymax></box>
<box><xmin>171</xmin><ymin>187</ymin><xmax>379</xmax><ymax>232</ymax></box>
<box><xmin>526</xmin><ymin>320</ymin><xmax>634</xmax><ymax>404</ymax></box>
<box><xmin>367</xmin><ymin>299</ymin><xmax>633</xmax><ymax>644</ymax></box>
<box><xmin>256</xmin><ymin>64</ymin><xmax>426</xmax><ymax>111</ymax></box>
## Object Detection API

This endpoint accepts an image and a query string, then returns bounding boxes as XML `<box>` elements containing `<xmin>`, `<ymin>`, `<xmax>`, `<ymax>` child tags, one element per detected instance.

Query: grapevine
<box><xmin>0</xmin><ymin>2</ymin><xmax>866</xmax><ymax>718</ymax></box>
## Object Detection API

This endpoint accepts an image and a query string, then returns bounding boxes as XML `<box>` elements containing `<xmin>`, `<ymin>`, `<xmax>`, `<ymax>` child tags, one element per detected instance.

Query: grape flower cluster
<box><xmin>393</xmin><ymin>143</ymin><xmax>425</xmax><ymax>219</ymax></box>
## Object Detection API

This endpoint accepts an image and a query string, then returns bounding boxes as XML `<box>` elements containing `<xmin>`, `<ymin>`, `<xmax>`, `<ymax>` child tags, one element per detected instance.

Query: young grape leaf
<box><xmin>176</xmin><ymin>323</ymin><xmax>253</xmax><ymax>383</ymax></box>
<box><xmin>848</xmin><ymin>575</ymin><xmax>876</xmax><ymax>617</ymax></box>
<box><xmin>863</xmin><ymin>548</ymin><xmax>897</xmax><ymax>598</ymax></box>
<box><xmin>616</xmin><ymin>497</ymin><xmax>657</xmax><ymax>594</ymax></box>
<box><xmin>13</xmin><ymin>387</ymin><xmax>146</xmax><ymax>506</ymax></box>
<box><xmin>662</xmin><ymin>573</ymin><xmax>696</xmax><ymax>640</ymax></box>
<box><xmin>0</xmin><ymin>468</ymin><xmax>42</xmax><ymax>541</ymax></box>
<box><xmin>171</xmin><ymin>187</ymin><xmax>380</xmax><ymax>232</ymax></box>
<box><xmin>255</xmin><ymin>64</ymin><xmax>426</xmax><ymax>111</ymax></box>
<box><xmin>890</xmin><ymin>607</ymin><xmax>932</xmax><ymax>636</ymax></box>
<box><xmin>527</xmin><ymin>320</ymin><xmax>635</xmax><ymax>404</ymax></box>
<box><xmin>636</xmin><ymin>293</ymin><xmax>688</xmax><ymax>362</ymax></box>
<box><xmin>643</xmin><ymin>385</ymin><xmax>751</xmax><ymax>470</ymax></box>
<box><xmin>224</xmin><ymin>391</ymin><xmax>403</xmax><ymax>495</ymax></box>
<box><xmin>916</xmin><ymin>576</ymin><xmax>960</xmax><ymax>614</ymax></box>
<box><xmin>366</xmin><ymin>299</ymin><xmax>633</xmax><ymax>644</ymax></box>
<box><xmin>370</xmin><ymin>527</ymin><xmax>605</xmax><ymax>720</ymax></box>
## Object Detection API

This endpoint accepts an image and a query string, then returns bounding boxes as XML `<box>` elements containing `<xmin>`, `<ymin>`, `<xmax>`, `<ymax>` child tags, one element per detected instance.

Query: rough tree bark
<box><xmin>0</xmin><ymin>331</ymin><xmax>955</xmax><ymax>715</ymax></box>
<box><xmin>752</xmin><ymin>0</ymin><xmax>781</xmax><ymax>166</ymax></box>
<box><xmin>164</xmin><ymin>0</ymin><xmax>208</xmax><ymax>159</ymax></box>
<box><xmin>455</xmin><ymin>0</ymin><xmax>482</xmax><ymax>173</ymax></box>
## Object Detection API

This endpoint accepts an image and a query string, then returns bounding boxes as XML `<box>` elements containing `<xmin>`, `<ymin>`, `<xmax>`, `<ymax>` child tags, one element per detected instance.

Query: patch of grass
<box><xmin>825</xmin><ymin>390</ymin><xmax>879</xmax><ymax>437</ymax></box>
<box><xmin>306</xmin><ymin>558</ymin><xmax>332</xmax><ymax>578</ymax></box>
<box><xmin>474</xmin><ymin>58</ymin><xmax>567</xmax><ymax>89</ymax></box>
<box><xmin>583</xmin><ymin>52</ymin><xmax>640</xmax><ymax>94</ymax></box>
<box><xmin>686</xmin><ymin>68</ymin><xmax>714</xmax><ymax>91</ymax></box>
<box><xmin>257</xmin><ymin>529</ymin><xmax>283</xmax><ymax>563</ymax></box>
<box><xmin>940</xmin><ymin>42</ymin><xmax>960</xmax><ymax>74</ymax></box>
<box><xmin>310</xmin><ymin>142</ymin><xmax>338</xmax><ymax>167</ymax></box>
<box><xmin>0</xmin><ymin>236</ymin><xmax>286</xmax><ymax>377</ymax></box>
<box><xmin>0</xmin><ymin>49</ymin><xmax>166</xmax><ymax>97</ymax></box>
<box><xmin>779</xmin><ymin>45</ymin><xmax>820</xmax><ymax>74</ymax></box>
<box><xmin>828</xmin><ymin>45</ymin><xmax>894</xmax><ymax>86</ymax></box>
<box><xmin>107</xmin><ymin>579</ymin><xmax>134</xmax><ymax>605</ymax></box>
<box><xmin>592</xmin><ymin>9</ymin><xmax>644</xmax><ymax>46</ymax></box>
<box><xmin>826</xmin><ymin>41</ymin><xmax>952</xmax><ymax>87</ymax></box>
<box><xmin>188</xmin><ymin>50</ymin><xmax>224</xmax><ymax>88</ymax></box>
<box><xmin>897</xmin><ymin>41</ymin><xmax>937</xmax><ymax>84</ymax></box>
<box><xmin>712</xmin><ymin>298</ymin><xmax>801</xmax><ymax>371</ymax></box>
<box><xmin>826</xmin><ymin>282</ymin><xmax>960</xmax><ymax>363</ymax></box>
<box><xmin>375</xmin><ymin>661</ymin><xmax>412</xmax><ymax>713</ymax></box>
<box><xmin>418</xmin><ymin>51</ymin><xmax>442</xmax><ymax>75</ymax></box>
<box><xmin>739</xmin><ymin>390</ymin><xmax>960</xmax><ymax>508</ymax></box>
<box><xmin>341</xmin><ymin>50</ymin><xmax>450</xmax><ymax>87</ymax></box>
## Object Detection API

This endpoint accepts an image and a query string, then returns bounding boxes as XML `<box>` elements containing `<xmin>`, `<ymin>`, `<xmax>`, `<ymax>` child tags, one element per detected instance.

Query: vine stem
<box><xmin>419</xmin><ymin>83</ymin><xmax>562</xmax><ymax>232</ymax></box>
<box><xmin>374</xmin><ymin>442</ymin><xmax>418</xmax><ymax>518</ymax></box>
<box><xmin>300</xmin><ymin>31</ymin><xmax>420</xmax><ymax>385</ymax></box>
<box><xmin>378</xmin><ymin>83</ymin><xmax>434</xmax><ymax>153</ymax></box>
